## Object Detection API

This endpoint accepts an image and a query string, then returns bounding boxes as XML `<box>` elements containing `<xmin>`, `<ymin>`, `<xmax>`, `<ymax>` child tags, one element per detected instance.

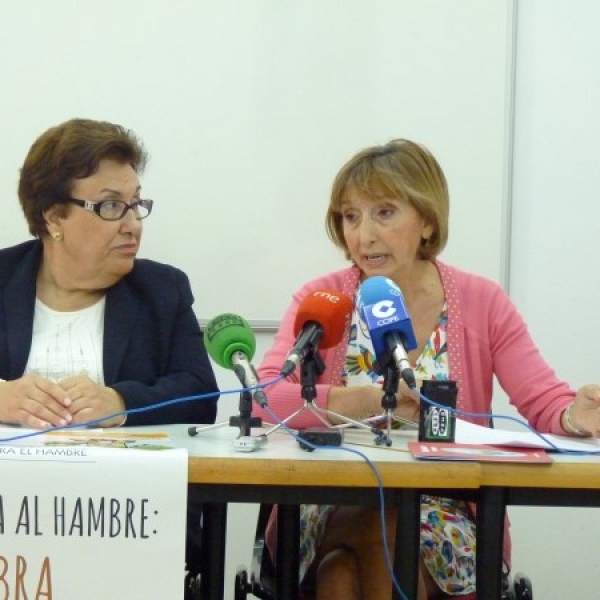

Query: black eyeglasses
<box><xmin>68</xmin><ymin>198</ymin><xmax>154</xmax><ymax>221</ymax></box>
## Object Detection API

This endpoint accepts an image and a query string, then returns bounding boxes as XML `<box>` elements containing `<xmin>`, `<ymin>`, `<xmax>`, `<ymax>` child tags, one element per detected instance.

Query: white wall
<box><xmin>506</xmin><ymin>1</ymin><xmax>600</xmax><ymax>598</ymax></box>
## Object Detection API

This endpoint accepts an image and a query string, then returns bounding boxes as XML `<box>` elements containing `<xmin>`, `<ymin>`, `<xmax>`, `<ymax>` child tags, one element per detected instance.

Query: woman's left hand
<box><xmin>59</xmin><ymin>374</ymin><xmax>126</xmax><ymax>427</ymax></box>
<box><xmin>569</xmin><ymin>384</ymin><xmax>600</xmax><ymax>436</ymax></box>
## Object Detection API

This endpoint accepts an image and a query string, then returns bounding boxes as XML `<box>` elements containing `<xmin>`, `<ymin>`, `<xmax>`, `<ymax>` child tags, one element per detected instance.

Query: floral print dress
<box><xmin>298</xmin><ymin>304</ymin><xmax>476</xmax><ymax>595</ymax></box>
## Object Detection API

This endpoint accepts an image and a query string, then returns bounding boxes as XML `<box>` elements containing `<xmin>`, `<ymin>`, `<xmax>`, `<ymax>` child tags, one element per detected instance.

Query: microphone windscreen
<box><xmin>203</xmin><ymin>313</ymin><xmax>256</xmax><ymax>370</ymax></box>
<box><xmin>293</xmin><ymin>289</ymin><xmax>353</xmax><ymax>349</ymax></box>
<box><xmin>357</xmin><ymin>276</ymin><xmax>417</xmax><ymax>356</ymax></box>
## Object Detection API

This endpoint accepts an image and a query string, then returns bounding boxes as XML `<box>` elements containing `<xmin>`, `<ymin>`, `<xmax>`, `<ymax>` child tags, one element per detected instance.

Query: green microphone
<box><xmin>203</xmin><ymin>313</ymin><xmax>267</xmax><ymax>406</ymax></box>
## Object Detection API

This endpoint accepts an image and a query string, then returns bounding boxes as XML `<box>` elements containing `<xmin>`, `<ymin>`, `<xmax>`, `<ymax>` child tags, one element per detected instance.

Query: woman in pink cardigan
<box><xmin>254</xmin><ymin>139</ymin><xmax>600</xmax><ymax>600</ymax></box>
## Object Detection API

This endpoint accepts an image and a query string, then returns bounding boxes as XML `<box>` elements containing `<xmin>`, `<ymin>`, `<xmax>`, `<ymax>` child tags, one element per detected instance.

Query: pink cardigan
<box><xmin>256</xmin><ymin>261</ymin><xmax>574</xmax><ymax>431</ymax></box>
<box><xmin>255</xmin><ymin>261</ymin><xmax>575</xmax><ymax>569</ymax></box>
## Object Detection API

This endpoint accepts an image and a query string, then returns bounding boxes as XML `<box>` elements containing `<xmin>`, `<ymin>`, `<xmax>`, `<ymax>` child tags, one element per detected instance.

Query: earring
<box><xmin>51</xmin><ymin>231</ymin><xmax>63</xmax><ymax>241</ymax></box>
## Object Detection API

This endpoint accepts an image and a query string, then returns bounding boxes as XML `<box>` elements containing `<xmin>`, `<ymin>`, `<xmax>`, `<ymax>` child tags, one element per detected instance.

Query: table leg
<box><xmin>276</xmin><ymin>504</ymin><xmax>300</xmax><ymax>599</ymax></box>
<box><xmin>476</xmin><ymin>487</ymin><xmax>506</xmax><ymax>600</ymax></box>
<box><xmin>200</xmin><ymin>502</ymin><xmax>228</xmax><ymax>600</ymax></box>
<box><xmin>394</xmin><ymin>489</ymin><xmax>421</xmax><ymax>600</ymax></box>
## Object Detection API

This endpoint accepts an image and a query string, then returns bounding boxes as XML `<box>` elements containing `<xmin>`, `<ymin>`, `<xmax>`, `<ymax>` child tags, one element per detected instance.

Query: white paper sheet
<box><xmin>455</xmin><ymin>418</ymin><xmax>600</xmax><ymax>452</ymax></box>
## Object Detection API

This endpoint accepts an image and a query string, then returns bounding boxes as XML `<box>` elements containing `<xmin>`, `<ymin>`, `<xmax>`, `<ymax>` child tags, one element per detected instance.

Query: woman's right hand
<box><xmin>0</xmin><ymin>374</ymin><xmax>72</xmax><ymax>429</ymax></box>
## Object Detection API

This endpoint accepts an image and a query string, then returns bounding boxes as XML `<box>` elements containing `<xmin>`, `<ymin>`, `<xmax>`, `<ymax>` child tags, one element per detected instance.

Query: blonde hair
<box><xmin>326</xmin><ymin>139</ymin><xmax>449</xmax><ymax>260</ymax></box>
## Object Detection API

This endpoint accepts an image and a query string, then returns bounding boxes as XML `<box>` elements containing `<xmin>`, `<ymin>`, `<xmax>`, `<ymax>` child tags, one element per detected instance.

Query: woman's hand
<box><xmin>392</xmin><ymin>380</ymin><xmax>421</xmax><ymax>422</ymax></box>
<box><xmin>0</xmin><ymin>374</ymin><xmax>73</xmax><ymax>429</ymax></box>
<box><xmin>564</xmin><ymin>384</ymin><xmax>600</xmax><ymax>437</ymax></box>
<box><xmin>59</xmin><ymin>374</ymin><xmax>126</xmax><ymax>427</ymax></box>
<box><xmin>326</xmin><ymin>380</ymin><xmax>420</xmax><ymax>424</ymax></box>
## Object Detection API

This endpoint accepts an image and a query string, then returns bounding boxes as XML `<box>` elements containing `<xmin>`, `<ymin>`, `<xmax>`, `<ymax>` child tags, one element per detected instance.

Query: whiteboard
<box><xmin>0</xmin><ymin>0</ymin><xmax>514</xmax><ymax>324</ymax></box>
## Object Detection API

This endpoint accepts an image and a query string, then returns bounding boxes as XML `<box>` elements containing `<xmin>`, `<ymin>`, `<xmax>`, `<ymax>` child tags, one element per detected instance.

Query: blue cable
<box><xmin>260</xmin><ymin>403</ymin><xmax>409</xmax><ymax>600</ymax></box>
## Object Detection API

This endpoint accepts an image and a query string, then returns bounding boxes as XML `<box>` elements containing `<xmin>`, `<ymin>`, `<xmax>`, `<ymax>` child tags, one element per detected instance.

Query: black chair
<box><xmin>234</xmin><ymin>504</ymin><xmax>533</xmax><ymax>600</ymax></box>
<box><xmin>184</xmin><ymin>501</ymin><xmax>206</xmax><ymax>600</ymax></box>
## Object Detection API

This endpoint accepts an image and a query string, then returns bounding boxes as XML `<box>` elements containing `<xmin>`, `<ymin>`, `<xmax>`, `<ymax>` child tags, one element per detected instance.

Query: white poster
<box><xmin>0</xmin><ymin>428</ymin><xmax>188</xmax><ymax>600</ymax></box>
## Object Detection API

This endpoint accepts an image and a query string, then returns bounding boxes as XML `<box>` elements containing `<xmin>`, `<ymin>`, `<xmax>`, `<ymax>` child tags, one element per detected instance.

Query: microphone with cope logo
<box><xmin>357</xmin><ymin>275</ymin><xmax>417</xmax><ymax>389</ymax></box>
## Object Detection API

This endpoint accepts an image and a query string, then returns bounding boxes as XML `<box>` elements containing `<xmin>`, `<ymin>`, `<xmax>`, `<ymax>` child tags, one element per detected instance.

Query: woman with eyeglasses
<box><xmin>0</xmin><ymin>118</ymin><xmax>219</xmax><ymax>429</ymax></box>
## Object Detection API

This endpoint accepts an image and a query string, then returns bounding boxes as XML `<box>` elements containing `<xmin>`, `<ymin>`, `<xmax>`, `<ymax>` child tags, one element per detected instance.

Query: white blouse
<box><xmin>24</xmin><ymin>297</ymin><xmax>106</xmax><ymax>384</ymax></box>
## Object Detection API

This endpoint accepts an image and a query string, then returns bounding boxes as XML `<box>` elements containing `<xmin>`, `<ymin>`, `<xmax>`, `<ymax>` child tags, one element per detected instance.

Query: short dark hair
<box><xmin>18</xmin><ymin>118</ymin><xmax>148</xmax><ymax>237</ymax></box>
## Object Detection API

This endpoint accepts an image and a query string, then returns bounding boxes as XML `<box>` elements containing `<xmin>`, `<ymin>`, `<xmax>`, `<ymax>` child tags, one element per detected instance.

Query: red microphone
<box><xmin>281</xmin><ymin>289</ymin><xmax>353</xmax><ymax>376</ymax></box>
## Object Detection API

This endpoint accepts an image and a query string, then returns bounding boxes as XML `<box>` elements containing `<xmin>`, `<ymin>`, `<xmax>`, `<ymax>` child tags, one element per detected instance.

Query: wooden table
<box><xmin>150</xmin><ymin>424</ymin><xmax>600</xmax><ymax>599</ymax></box>
<box><xmin>176</xmin><ymin>424</ymin><xmax>481</xmax><ymax>600</ymax></box>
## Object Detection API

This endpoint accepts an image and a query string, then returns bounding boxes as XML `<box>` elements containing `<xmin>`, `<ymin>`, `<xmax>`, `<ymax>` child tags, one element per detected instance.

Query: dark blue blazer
<box><xmin>0</xmin><ymin>240</ymin><xmax>219</xmax><ymax>425</ymax></box>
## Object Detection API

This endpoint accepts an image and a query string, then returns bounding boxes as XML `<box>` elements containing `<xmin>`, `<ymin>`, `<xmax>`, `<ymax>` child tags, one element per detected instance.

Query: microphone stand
<box><xmin>228</xmin><ymin>389</ymin><xmax>262</xmax><ymax>437</ymax></box>
<box><xmin>378</xmin><ymin>361</ymin><xmax>400</xmax><ymax>447</ymax></box>
<box><xmin>265</xmin><ymin>347</ymin><xmax>385</xmax><ymax>441</ymax></box>
<box><xmin>370</xmin><ymin>345</ymin><xmax>422</xmax><ymax>446</ymax></box>
<box><xmin>188</xmin><ymin>386</ymin><xmax>266</xmax><ymax>450</ymax></box>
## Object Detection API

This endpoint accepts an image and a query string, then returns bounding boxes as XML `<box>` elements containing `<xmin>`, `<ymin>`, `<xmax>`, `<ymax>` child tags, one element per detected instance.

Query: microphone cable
<box><xmin>416</xmin><ymin>388</ymin><xmax>600</xmax><ymax>456</ymax></box>
<box><xmin>260</xmin><ymin>402</ymin><xmax>410</xmax><ymax>600</ymax></box>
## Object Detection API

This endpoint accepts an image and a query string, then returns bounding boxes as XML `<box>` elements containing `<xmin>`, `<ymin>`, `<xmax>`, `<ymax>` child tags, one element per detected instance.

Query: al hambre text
<box><xmin>0</xmin><ymin>493</ymin><xmax>155</xmax><ymax>599</ymax></box>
